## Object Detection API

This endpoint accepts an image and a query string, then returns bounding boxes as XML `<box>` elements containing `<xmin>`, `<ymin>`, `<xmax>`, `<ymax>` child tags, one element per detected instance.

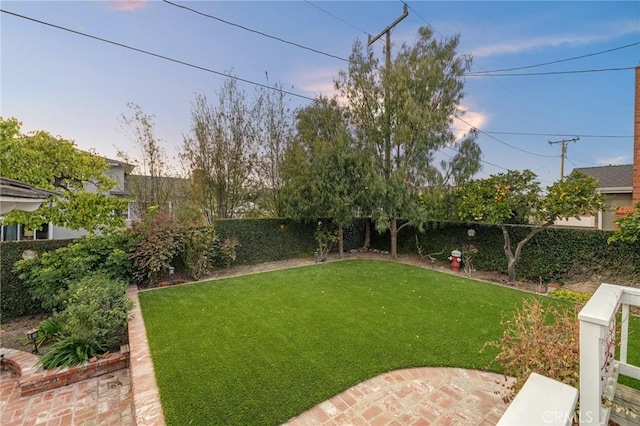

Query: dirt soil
<box><xmin>1</xmin><ymin>251</ymin><xmax>598</xmax><ymax>353</ymax></box>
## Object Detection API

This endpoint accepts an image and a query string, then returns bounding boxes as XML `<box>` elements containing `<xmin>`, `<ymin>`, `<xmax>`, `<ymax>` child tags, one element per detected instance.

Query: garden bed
<box><xmin>0</xmin><ymin>345</ymin><xmax>129</xmax><ymax>396</ymax></box>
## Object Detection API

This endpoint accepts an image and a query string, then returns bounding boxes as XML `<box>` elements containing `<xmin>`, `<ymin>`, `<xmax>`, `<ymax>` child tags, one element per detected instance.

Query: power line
<box><xmin>304</xmin><ymin>1</ymin><xmax>370</xmax><ymax>36</ymax></box>
<box><xmin>445</xmin><ymin>144</ymin><xmax>555</xmax><ymax>184</ymax></box>
<box><xmin>466</xmin><ymin>66</ymin><xmax>636</xmax><ymax>77</ymax></box>
<box><xmin>470</xmin><ymin>41</ymin><xmax>640</xmax><ymax>74</ymax></box>
<box><xmin>450</xmin><ymin>128</ymin><xmax>633</xmax><ymax>139</ymax></box>
<box><xmin>402</xmin><ymin>1</ymin><xmax>446</xmax><ymax>39</ymax></box>
<box><xmin>402</xmin><ymin>1</ymin><xmax>513</xmax><ymax>94</ymax></box>
<box><xmin>161</xmin><ymin>0</ymin><xmax>351</xmax><ymax>64</ymax></box>
<box><xmin>454</xmin><ymin>116</ymin><xmax>557</xmax><ymax>158</ymax></box>
<box><xmin>0</xmin><ymin>9</ymin><xmax>317</xmax><ymax>103</ymax></box>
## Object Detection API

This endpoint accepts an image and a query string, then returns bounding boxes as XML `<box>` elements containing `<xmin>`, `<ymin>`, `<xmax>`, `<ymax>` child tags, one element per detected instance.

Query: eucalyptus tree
<box><xmin>181</xmin><ymin>77</ymin><xmax>258</xmax><ymax>222</ymax></box>
<box><xmin>281</xmin><ymin>97</ymin><xmax>369</xmax><ymax>256</ymax></box>
<box><xmin>335</xmin><ymin>27</ymin><xmax>481</xmax><ymax>258</ymax></box>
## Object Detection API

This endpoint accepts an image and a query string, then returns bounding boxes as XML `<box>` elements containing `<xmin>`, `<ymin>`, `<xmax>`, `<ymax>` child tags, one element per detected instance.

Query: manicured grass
<box><xmin>138</xmin><ymin>260</ymin><xmax>540</xmax><ymax>425</ymax></box>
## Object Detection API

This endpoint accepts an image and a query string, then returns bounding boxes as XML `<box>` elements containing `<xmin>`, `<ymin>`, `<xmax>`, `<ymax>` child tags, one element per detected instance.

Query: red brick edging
<box><xmin>127</xmin><ymin>285</ymin><xmax>166</xmax><ymax>425</ymax></box>
<box><xmin>0</xmin><ymin>345</ymin><xmax>129</xmax><ymax>397</ymax></box>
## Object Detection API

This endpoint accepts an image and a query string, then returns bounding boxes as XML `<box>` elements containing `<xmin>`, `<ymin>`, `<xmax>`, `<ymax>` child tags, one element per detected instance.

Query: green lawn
<box><xmin>140</xmin><ymin>259</ymin><xmax>543</xmax><ymax>425</ymax></box>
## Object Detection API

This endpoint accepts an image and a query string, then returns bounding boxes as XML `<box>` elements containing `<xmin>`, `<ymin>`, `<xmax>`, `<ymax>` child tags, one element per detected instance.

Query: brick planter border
<box><xmin>0</xmin><ymin>345</ymin><xmax>130</xmax><ymax>397</ymax></box>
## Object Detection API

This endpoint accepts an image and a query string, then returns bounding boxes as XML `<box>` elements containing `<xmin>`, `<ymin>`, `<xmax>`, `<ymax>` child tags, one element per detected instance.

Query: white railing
<box><xmin>579</xmin><ymin>283</ymin><xmax>640</xmax><ymax>425</ymax></box>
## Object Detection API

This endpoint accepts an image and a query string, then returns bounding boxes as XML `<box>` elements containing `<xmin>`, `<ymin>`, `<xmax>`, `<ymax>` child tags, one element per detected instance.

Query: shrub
<box><xmin>181</xmin><ymin>226</ymin><xmax>218</xmax><ymax>280</ymax></box>
<box><xmin>54</xmin><ymin>273</ymin><xmax>132</xmax><ymax>350</ymax></box>
<box><xmin>1</xmin><ymin>239</ymin><xmax>73</xmax><ymax>320</ymax></box>
<box><xmin>13</xmin><ymin>232</ymin><xmax>133</xmax><ymax>312</ymax></box>
<box><xmin>38</xmin><ymin>336</ymin><xmax>104</xmax><ymax>370</ymax></box>
<box><xmin>37</xmin><ymin>272</ymin><xmax>133</xmax><ymax>369</ymax></box>
<box><xmin>314</xmin><ymin>221</ymin><xmax>337</xmax><ymax>261</ymax></box>
<box><xmin>129</xmin><ymin>209</ymin><xmax>184</xmax><ymax>287</ymax></box>
<box><xmin>37</xmin><ymin>317</ymin><xmax>62</xmax><ymax>347</ymax></box>
<box><xmin>483</xmin><ymin>298</ymin><xmax>579</xmax><ymax>402</ymax></box>
<box><xmin>549</xmin><ymin>289</ymin><xmax>592</xmax><ymax>304</ymax></box>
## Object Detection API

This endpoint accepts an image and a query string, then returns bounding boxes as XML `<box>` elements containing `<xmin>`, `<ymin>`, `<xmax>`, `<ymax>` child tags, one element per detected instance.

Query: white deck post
<box><xmin>579</xmin><ymin>319</ymin><xmax>606</xmax><ymax>425</ymax></box>
<box><xmin>578</xmin><ymin>284</ymin><xmax>623</xmax><ymax>425</ymax></box>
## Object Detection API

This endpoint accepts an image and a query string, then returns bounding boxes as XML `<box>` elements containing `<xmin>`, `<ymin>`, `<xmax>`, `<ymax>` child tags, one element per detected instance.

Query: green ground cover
<box><xmin>140</xmin><ymin>260</ymin><xmax>543</xmax><ymax>425</ymax></box>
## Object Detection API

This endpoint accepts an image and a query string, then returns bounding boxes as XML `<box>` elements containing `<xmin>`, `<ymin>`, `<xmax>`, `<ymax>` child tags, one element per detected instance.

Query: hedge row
<box><xmin>371</xmin><ymin>221</ymin><xmax>640</xmax><ymax>284</ymax></box>
<box><xmin>0</xmin><ymin>239</ymin><xmax>75</xmax><ymax>320</ymax></box>
<box><xmin>2</xmin><ymin>219</ymin><xmax>638</xmax><ymax>320</ymax></box>
<box><xmin>214</xmin><ymin>217</ymin><xmax>367</xmax><ymax>266</ymax></box>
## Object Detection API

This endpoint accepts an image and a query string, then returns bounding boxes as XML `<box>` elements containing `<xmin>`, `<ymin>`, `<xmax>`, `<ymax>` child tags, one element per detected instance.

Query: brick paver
<box><xmin>285</xmin><ymin>368</ymin><xmax>513</xmax><ymax>425</ymax></box>
<box><xmin>0</xmin><ymin>368</ymin><xmax>133</xmax><ymax>426</ymax></box>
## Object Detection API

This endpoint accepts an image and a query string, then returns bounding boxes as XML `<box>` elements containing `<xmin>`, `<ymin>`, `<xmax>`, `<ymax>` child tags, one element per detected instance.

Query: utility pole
<box><xmin>368</xmin><ymin>4</ymin><xmax>408</xmax><ymax>259</ymax></box>
<box><xmin>367</xmin><ymin>3</ymin><xmax>408</xmax><ymax>182</ymax></box>
<box><xmin>548</xmin><ymin>137</ymin><xmax>579</xmax><ymax>181</ymax></box>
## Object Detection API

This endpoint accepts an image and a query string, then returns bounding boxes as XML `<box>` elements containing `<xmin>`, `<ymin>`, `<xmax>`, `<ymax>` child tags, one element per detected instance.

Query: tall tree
<box><xmin>456</xmin><ymin>169</ymin><xmax>605</xmax><ymax>283</ymax></box>
<box><xmin>181</xmin><ymin>77</ymin><xmax>257</xmax><ymax>222</ymax></box>
<box><xmin>254</xmin><ymin>79</ymin><xmax>294</xmax><ymax>217</ymax></box>
<box><xmin>0</xmin><ymin>117</ymin><xmax>127</xmax><ymax>232</ymax></box>
<box><xmin>282</xmin><ymin>97</ymin><xmax>368</xmax><ymax>256</ymax></box>
<box><xmin>118</xmin><ymin>103</ymin><xmax>183</xmax><ymax>220</ymax></box>
<box><xmin>335</xmin><ymin>27</ymin><xmax>480</xmax><ymax>258</ymax></box>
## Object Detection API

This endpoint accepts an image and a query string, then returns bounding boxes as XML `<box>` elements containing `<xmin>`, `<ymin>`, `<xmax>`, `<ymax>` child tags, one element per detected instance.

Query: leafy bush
<box><xmin>37</xmin><ymin>317</ymin><xmax>62</xmax><ymax>347</ymax></box>
<box><xmin>181</xmin><ymin>226</ymin><xmax>218</xmax><ymax>280</ymax></box>
<box><xmin>36</xmin><ymin>272</ymin><xmax>133</xmax><ymax>369</ymax></box>
<box><xmin>129</xmin><ymin>209</ymin><xmax>184</xmax><ymax>287</ymax></box>
<box><xmin>13</xmin><ymin>232</ymin><xmax>133</xmax><ymax>312</ymax></box>
<box><xmin>549</xmin><ymin>289</ymin><xmax>592</xmax><ymax>304</ymax></box>
<box><xmin>314</xmin><ymin>221</ymin><xmax>337</xmax><ymax>261</ymax></box>
<box><xmin>38</xmin><ymin>336</ymin><xmax>104</xmax><ymax>370</ymax></box>
<box><xmin>483</xmin><ymin>298</ymin><xmax>579</xmax><ymax>402</ymax></box>
<box><xmin>54</xmin><ymin>273</ymin><xmax>132</xmax><ymax>349</ymax></box>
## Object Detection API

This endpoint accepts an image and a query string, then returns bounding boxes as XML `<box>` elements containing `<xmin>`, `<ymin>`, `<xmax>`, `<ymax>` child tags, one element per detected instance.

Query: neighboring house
<box><xmin>0</xmin><ymin>178</ymin><xmax>58</xmax><ymax>240</ymax></box>
<box><xmin>557</xmin><ymin>66</ymin><xmax>640</xmax><ymax>230</ymax></box>
<box><xmin>568</xmin><ymin>165</ymin><xmax>634</xmax><ymax>230</ymax></box>
<box><xmin>124</xmin><ymin>174</ymin><xmax>190</xmax><ymax>226</ymax></box>
<box><xmin>0</xmin><ymin>158</ymin><xmax>134</xmax><ymax>241</ymax></box>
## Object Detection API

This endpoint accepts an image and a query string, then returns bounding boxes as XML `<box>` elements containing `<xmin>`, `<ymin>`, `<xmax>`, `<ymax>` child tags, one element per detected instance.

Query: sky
<box><xmin>2</xmin><ymin>0</ymin><xmax>639</xmax><ymax>186</ymax></box>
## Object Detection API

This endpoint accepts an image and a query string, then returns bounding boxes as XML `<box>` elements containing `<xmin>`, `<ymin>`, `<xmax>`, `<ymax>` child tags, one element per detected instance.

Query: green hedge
<box><xmin>3</xmin><ymin>219</ymin><xmax>636</xmax><ymax>320</ymax></box>
<box><xmin>371</xmin><ymin>222</ymin><xmax>640</xmax><ymax>283</ymax></box>
<box><xmin>214</xmin><ymin>218</ymin><xmax>367</xmax><ymax>266</ymax></box>
<box><xmin>0</xmin><ymin>239</ymin><xmax>75</xmax><ymax>320</ymax></box>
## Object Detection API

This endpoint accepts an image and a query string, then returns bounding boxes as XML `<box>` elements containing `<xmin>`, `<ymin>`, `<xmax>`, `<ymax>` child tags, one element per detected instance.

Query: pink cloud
<box><xmin>108</xmin><ymin>0</ymin><xmax>147</xmax><ymax>12</ymax></box>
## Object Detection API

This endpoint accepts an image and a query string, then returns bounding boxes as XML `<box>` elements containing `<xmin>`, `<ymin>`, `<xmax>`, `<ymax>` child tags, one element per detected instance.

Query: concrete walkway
<box><xmin>285</xmin><ymin>368</ymin><xmax>512</xmax><ymax>426</ymax></box>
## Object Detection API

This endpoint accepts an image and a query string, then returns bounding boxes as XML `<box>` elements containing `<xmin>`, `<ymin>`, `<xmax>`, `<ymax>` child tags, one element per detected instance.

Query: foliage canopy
<box><xmin>456</xmin><ymin>169</ymin><xmax>605</xmax><ymax>282</ymax></box>
<box><xmin>1</xmin><ymin>117</ymin><xmax>128</xmax><ymax>232</ymax></box>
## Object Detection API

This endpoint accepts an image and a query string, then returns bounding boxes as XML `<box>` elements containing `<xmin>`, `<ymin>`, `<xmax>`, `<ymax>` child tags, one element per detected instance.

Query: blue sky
<box><xmin>2</xmin><ymin>0</ymin><xmax>639</xmax><ymax>185</ymax></box>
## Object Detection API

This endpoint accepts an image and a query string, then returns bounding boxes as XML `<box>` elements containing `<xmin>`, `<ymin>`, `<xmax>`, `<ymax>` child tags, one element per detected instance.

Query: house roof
<box><xmin>0</xmin><ymin>177</ymin><xmax>58</xmax><ymax>214</ymax></box>
<box><xmin>0</xmin><ymin>177</ymin><xmax>58</xmax><ymax>199</ymax></box>
<box><xmin>573</xmin><ymin>165</ymin><xmax>633</xmax><ymax>189</ymax></box>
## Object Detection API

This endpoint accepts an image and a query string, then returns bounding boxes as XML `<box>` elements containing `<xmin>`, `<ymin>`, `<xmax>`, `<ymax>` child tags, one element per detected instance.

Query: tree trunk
<box><xmin>390</xmin><ymin>216</ymin><xmax>398</xmax><ymax>259</ymax></box>
<box><xmin>501</xmin><ymin>225</ymin><xmax>516</xmax><ymax>284</ymax></box>
<box><xmin>502</xmin><ymin>223</ymin><xmax>551</xmax><ymax>285</ymax></box>
<box><xmin>338</xmin><ymin>224</ymin><xmax>344</xmax><ymax>258</ymax></box>
<box><xmin>363</xmin><ymin>219</ymin><xmax>371</xmax><ymax>249</ymax></box>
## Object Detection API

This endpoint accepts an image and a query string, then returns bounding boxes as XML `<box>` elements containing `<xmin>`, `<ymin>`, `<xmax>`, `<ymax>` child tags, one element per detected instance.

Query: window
<box><xmin>0</xmin><ymin>223</ymin><xmax>51</xmax><ymax>241</ymax></box>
